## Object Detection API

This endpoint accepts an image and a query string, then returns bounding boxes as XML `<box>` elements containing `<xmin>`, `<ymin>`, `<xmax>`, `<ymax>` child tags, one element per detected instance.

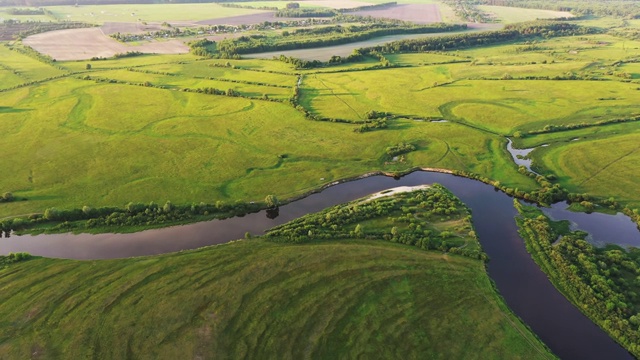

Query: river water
<box><xmin>0</xmin><ymin>171</ymin><xmax>636</xmax><ymax>359</ymax></box>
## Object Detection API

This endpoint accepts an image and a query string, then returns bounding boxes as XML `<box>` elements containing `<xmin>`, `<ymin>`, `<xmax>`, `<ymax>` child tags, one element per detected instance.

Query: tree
<box><xmin>85</xmin><ymin>63</ymin><xmax>92</xmax><ymax>70</ymax></box>
<box><xmin>354</xmin><ymin>224</ymin><xmax>363</xmax><ymax>238</ymax></box>
<box><xmin>265</xmin><ymin>195</ymin><xmax>279</xmax><ymax>209</ymax></box>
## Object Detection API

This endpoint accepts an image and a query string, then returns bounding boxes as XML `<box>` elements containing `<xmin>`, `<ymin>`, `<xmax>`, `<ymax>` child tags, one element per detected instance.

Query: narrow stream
<box><xmin>0</xmin><ymin>171</ymin><xmax>635</xmax><ymax>359</ymax></box>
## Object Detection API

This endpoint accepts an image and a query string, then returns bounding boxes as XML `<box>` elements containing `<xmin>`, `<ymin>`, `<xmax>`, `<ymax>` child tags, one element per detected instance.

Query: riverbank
<box><xmin>515</xmin><ymin>203</ymin><xmax>640</xmax><ymax>358</ymax></box>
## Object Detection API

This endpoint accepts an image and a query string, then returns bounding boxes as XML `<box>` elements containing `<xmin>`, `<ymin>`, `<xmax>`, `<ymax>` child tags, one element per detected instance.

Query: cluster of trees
<box><xmin>0</xmin><ymin>253</ymin><xmax>32</xmax><ymax>267</ymax></box>
<box><xmin>6</xmin><ymin>8</ymin><xmax>44</xmax><ymax>15</ymax></box>
<box><xmin>516</xmin><ymin>203</ymin><xmax>640</xmax><ymax>357</ymax></box>
<box><xmin>276</xmin><ymin>8</ymin><xmax>336</xmax><ymax>17</ymax></box>
<box><xmin>0</xmin><ymin>192</ymin><xmax>15</xmax><ymax>203</ymax></box>
<box><xmin>386</xmin><ymin>143</ymin><xmax>416</xmax><ymax>157</ymax></box>
<box><xmin>528</xmin><ymin>115</ymin><xmax>640</xmax><ymax>135</ymax></box>
<box><xmin>189</xmin><ymin>38</ymin><xmax>215</xmax><ymax>57</ymax></box>
<box><xmin>214</xmin><ymin>23</ymin><xmax>466</xmax><ymax>58</ymax></box>
<box><xmin>113</xmin><ymin>51</ymin><xmax>144</xmax><ymax>59</ymax></box>
<box><xmin>220</xmin><ymin>3</ymin><xmax>278</xmax><ymax>10</ymax></box>
<box><xmin>354</xmin><ymin>119</ymin><xmax>388</xmax><ymax>132</ymax></box>
<box><xmin>479</xmin><ymin>0</ymin><xmax>640</xmax><ymax>18</ymax></box>
<box><xmin>6</xmin><ymin>199</ymin><xmax>270</xmax><ymax>234</ymax></box>
<box><xmin>265</xmin><ymin>184</ymin><xmax>485</xmax><ymax>260</ymax></box>
<box><xmin>359</xmin><ymin>21</ymin><xmax>598</xmax><ymax>55</ymax></box>
<box><xmin>441</xmin><ymin>0</ymin><xmax>495</xmax><ymax>23</ymax></box>
<box><xmin>0</xmin><ymin>21</ymin><xmax>91</xmax><ymax>41</ymax></box>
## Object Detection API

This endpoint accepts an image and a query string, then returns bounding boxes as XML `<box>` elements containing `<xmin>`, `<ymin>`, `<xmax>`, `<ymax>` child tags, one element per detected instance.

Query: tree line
<box><xmin>213</xmin><ymin>23</ymin><xmax>466</xmax><ymax>58</ymax></box>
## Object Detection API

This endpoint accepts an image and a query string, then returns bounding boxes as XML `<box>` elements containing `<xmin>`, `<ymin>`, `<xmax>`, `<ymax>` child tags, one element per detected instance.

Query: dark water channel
<box><xmin>0</xmin><ymin>171</ymin><xmax>636</xmax><ymax>359</ymax></box>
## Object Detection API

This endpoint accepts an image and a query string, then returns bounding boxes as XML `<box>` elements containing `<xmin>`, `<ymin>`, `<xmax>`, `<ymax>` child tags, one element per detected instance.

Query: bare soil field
<box><xmin>352</xmin><ymin>4</ymin><xmax>442</xmax><ymax>24</ymax></box>
<box><xmin>100</xmin><ymin>22</ymin><xmax>167</xmax><ymax>35</ymax></box>
<box><xmin>303</xmin><ymin>0</ymin><xmax>374</xmax><ymax>9</ymax></box>
<box><xmin>23</xmin><ymin>28</ymin><xmax>188</xmax><ymax>60</ymax></box>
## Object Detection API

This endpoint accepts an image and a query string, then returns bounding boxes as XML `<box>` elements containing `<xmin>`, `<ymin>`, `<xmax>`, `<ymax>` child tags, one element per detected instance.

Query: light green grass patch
<box><xmin>385</xmin><ymin>52</ymin><xmax>469</xmax><ymax>66</ymax></box>
<box><xmin>0</xmin><ymin>68</ymin><xmax>25</xmax><ymax>90</ymax></box>
<box><xmin>140</xmin><ymin>60</ymin><xmax>297</xmax><ymax>86</ymax></box>
<box><xmin>0</xmin><ymin>46</ymin><xmax>66</xmax><ymax>82</ymax></box>
<box><xmin>533</xmin><ymin>133</ymin><xmax>640</xmax><ymax>207</ymax></box>
<box><xmin>90</xmin><ymin>69</ymin><xmax>293</xmax><ymax>99</ymax></box>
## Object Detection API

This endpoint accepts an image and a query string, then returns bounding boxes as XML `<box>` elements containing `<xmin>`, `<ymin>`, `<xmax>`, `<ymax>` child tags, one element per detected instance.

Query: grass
<box><xmin>477</xmin><ymin>5</ymin><xmax>572</xmax><ymax>24</ymax></box>
<box><xmin>1</xmin><ymin>26</ymin><xmax>640</xmax><ymax>219</ymax></box>
<box><xmin>0</xmin><ymin>188</ymin><xmax>553</xmax><ymax>359</ymax></box>
<box><xmin>532</xmin><ymin>132</ymin><xmax>640</xmax><ymax>207</ymax></box>
<box><xmin>42</xmin><ymin>4</ymin><xmax>265</xmax><ymax>24</ymax></box>
<box><xmin>0</xmin><ymin>240</ymin><xmax>551</xmax><ymax>359</ymax></box>
<box><xmin>302</xmin><ymin>69</ymin><xmax>640</xmax><ymax>134</ymax></box>
<box><xmin>0</xmin><ymin>45</ymin><xmax>67</xmax><ymax>83</ymax></box>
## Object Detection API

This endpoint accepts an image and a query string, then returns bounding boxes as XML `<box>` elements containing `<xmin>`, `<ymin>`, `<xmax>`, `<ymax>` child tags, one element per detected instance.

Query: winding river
<box><xmin>1</xmin><ymin>171</ymin><xmax>637</xmax><ymax>359</ymax></box>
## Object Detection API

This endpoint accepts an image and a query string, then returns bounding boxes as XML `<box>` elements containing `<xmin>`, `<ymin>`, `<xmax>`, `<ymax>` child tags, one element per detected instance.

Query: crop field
<box><xmin>43</xmin><ymin>4</ymin><xmax>264</xmax><ymax>24</ymax></box>
<box><xmin>22</xmin><ymin>28</ymin><xmax>190</xmax><ymax>61</ymax></box>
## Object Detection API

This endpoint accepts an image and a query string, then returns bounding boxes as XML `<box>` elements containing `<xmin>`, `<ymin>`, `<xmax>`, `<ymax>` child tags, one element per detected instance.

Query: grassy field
<box><xmin>531</xmin><ymin>133</ymin><xmax>640</xmax><ymax>206</ymax></box>
<box><xmin>0</xmin><ymin>45</ymin><xmax>67</xmax><ymax>84</ymax></box>
<box><xmin>477</xmin><ymin>5</ymin><xmax>572</xmax><ymax>24</ymax></box>
<box><xmin>301</xmin><ymin>70</ymin><xmax>640</xmax><ymax>134</ymax></box>
<box><xmin>1</xmin><ymin>21</ymin><xmax>640</xmax><ymax>217</ymax></box>
<box><xmin>0</xmin><ymin>188</ymin><xmax>553</xmax><ymax>359</ymax></box>
<box><xmin>42</xmin><ymin>4</ymin><xmax>265</xmax><ymax>23</ymax></box>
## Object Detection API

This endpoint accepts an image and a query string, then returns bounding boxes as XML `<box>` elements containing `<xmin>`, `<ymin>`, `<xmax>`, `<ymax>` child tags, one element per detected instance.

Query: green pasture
<box><xmin>89</xmin><ymin>69</ymin><xmax>293</xmax><ymax>99</ymax></box>
<box><xmin>0</xmin><ymin>68</ymin><xmax>24</xmax><ymax>90</ymax></box>
<box><xmin>139</xmin><ymin>60</ymin><xmax>297</xmax><ymax>86</ymax></box>
<box><xmin>301</xmin><ymin>68</ymin><xmax>640</xmax><ymax>134</ymax></box>
<box><xmin>477</xmin><ymin>5</ymin><xmax>572</xmax><ymax>24</ymax></box>
<box><xmin>42</xmin><ymin>4</ymin><xmax>265</xmax><ymax>23</ymax></box>
<box><xmin>0</xmin><ymin>46</ymin><xmax>67</xmax><ymax>82</ymax></box>
<box><xmin>532</xmin><ymin>133</ymin><xmax>640</xmax><ymax>207</ymax></box>
<box><xmin>0</xmin><ymin>70</ymin><xmax>538</xmax><ymax>218</ymax></box>
<box><xmin>0</xmin><ymin>241</ymin><xmax>552</xmax><ymax>358</ymax></box>
<box><xmin>60</xmin><ymin>54</ymin><xmax>197</xmax><ymax>72</ymax></box>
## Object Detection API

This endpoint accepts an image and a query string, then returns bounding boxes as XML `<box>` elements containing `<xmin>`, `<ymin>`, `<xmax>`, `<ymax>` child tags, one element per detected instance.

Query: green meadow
<box><xmin>0</xmin><ymin>17</ymin><xmax>640</xmax><ymax>218</ymax></box>
<box><xmin>0</xmin><ymin>189</ymin><xmax>553</xmax><ymax>359</ymax></box>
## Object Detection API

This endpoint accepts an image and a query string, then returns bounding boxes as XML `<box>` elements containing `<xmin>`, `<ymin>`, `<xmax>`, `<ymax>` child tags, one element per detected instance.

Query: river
<box><xmin>0</xmin><ymin>171</ymin><xmax>636</xmax><ymax>359</ymax></box>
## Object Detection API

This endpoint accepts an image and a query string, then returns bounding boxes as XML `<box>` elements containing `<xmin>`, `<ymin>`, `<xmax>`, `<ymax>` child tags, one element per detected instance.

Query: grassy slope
<box><xmin>0</xmin><ymin>241</ymin><xmax>550</xmax><ymax>359</ymax></box>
